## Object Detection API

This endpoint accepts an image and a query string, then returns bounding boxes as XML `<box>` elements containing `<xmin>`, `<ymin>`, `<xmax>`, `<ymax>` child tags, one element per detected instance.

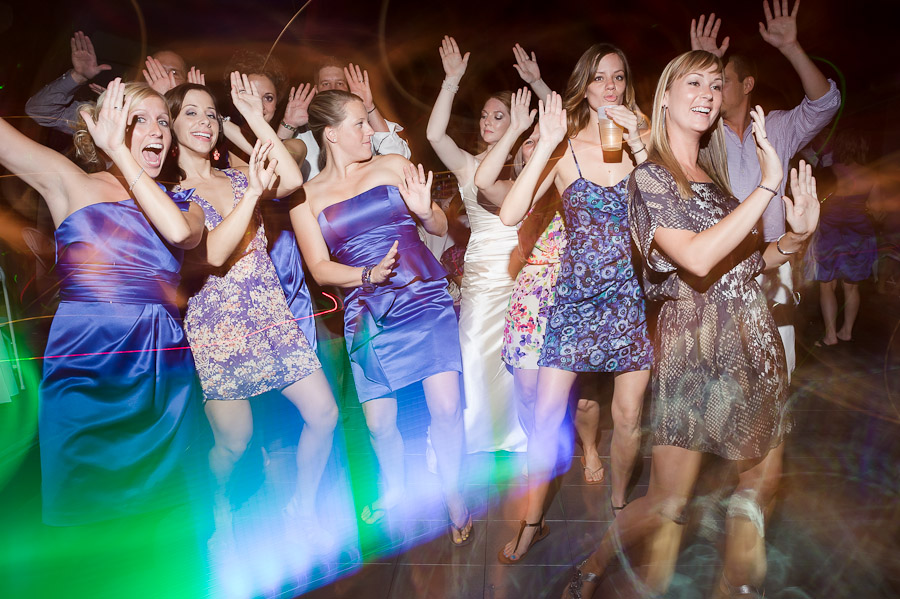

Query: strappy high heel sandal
<box><xmin>562</xmin><ymin>558</ymin><xmax>601</xmax><ymax>598</ymax></box>
<box><xmin>496</xmin><ymin>518</ymin><xmax>549</xmax><ymax>564</ymax></box>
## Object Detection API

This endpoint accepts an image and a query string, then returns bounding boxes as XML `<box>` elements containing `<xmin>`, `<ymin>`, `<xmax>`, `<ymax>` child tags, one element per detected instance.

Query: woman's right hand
<box><xmin>509</xmin><ymin>87</ymin><xmax>537</xmax><ymax>135</ymax></box>
<box><xmin>80</xmin><ymin>77</ymin><xmax>130</xmax><ymax>158</ymax></box>
<box><xmin>143</xmin><ymin>56</ymin><xmax>177</xmax><ymax>95</ymax></box>
<box><xmin>370</xmin><ymin>240</ymin><xmax>399</xmax><ymax>285</ymax></box>
<box><xmin>439</xmin><ymin>35</ymin><xmax>469</xmax><ymax>80</ymax></box>
<box><xmin>750</xmin><ymin>105</ymin><xmax>783</xmax><ymax>191</ymax></box>
<box><xmin>538</xmin><ymin>91</ymin><xmax>567</xmax><ymax>147</ymax></box>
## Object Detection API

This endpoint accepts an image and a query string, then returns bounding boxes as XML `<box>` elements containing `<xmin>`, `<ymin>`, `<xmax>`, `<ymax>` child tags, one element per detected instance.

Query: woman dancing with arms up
<box><xmin>0</xmin><ymin>79</ymin><xmax>205</xmax><ymax>526</ymax></box>
<box><xmin>495</xmin><ymin>44</ymin><xmax>653</xmax><ymax>564</ymax></box>
<box><xmin>563</xmin><ymin>50</ymin><xmax>819</xmax><ymax>598</ymax></box>
<box><xmin>292</xmin><ymin>89</ymin><xmax>472</xmax><ymax>545</ymax></box>
<box><xmin>165</xmin><ymin>75</ymin><xmax>338</xmax><ymax>549</ymax></box>
<box><xmin>426</xmin><ymin>35</ymin><xmax>525</xmax><ymax>454</ymax></box>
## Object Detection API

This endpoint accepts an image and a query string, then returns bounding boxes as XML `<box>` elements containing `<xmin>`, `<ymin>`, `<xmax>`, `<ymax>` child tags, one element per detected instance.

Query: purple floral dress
<box><xmin>502</xmin><ymin>211</ymin><xmax>566</xmax><ymax>370</ymax></box>
<box><xmin>182</xmin><ymin>169</ymin><xmax>320</xmax><ymax>400</ymax></box>
<box><xmin>538</xmin><ymin>142</ymin><xmax>653</xmax><ymax>373</ymax></box>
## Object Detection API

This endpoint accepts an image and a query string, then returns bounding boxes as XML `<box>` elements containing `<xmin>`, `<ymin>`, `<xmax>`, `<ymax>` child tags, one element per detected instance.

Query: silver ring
<box><xmin>113</xmin><ymin>106</ymin><xmax>123</xmax><ymax>111</ymax></box>
<box><xmin>238</xmin><ymin>90</ymin><xmax>247</xmax><ymax>94</ymax></box>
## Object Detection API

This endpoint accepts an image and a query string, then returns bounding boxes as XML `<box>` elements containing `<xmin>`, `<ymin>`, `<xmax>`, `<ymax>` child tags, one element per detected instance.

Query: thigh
<box><xmin>361</xmin><ymin>396</ymin><xmax>400</xmax><ymax>432</ymax></box>
<box><xmin>281</xmin><ymin>369</ymin><xmax>338</xmax><ymax>422</ymax></box>
<box><xmin>646</xmin><ymin>445</ymin><xmax>704</xmax><ymax>505</ymax></box>
<box><xmin>422</xmin><ymin>371</ymin><xmax>462</xmax><ymax>417</ymax></box>
<box><xmin>204</xmin><ymin>399</ymin><xmax>253</xmax><ymax>443</ymax></box>
<box><xmin>534</xmin><ymin>366</ymin><xmax>578</xmax><ymax>424</ymax></box>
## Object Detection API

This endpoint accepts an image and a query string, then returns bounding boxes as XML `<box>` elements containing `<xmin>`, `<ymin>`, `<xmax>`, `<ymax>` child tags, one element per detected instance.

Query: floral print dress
<box><xmin>502</xmin><ymin>211</ymin><xmax>566</xmax><ymax>369</ymax></box>
<box><xmin>182</xmin><ymin>169</ymin><xmax>320</xmax><ymax>400</ymax></box>
<box><xmin>537</xmin><ymin>142</ymin><xmax>653</xmax><ymax>373</ymax></box>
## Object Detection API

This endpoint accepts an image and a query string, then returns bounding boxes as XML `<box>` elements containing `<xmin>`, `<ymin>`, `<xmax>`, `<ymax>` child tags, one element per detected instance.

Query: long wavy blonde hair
<box><xmin>73</xmin><ymin>83</ymin><xmax>166</xmax><ymax>173</ymax></box>
<box><xmin>648</xmin><ymin>51</ymin><xmax>731</xmax><ymax>200</ymax></box>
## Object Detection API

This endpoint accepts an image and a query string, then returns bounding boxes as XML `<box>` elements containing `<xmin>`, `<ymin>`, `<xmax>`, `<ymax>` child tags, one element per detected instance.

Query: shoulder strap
<box><xmin>567</xmin><ymin>139</ymin><xmax>582</xmax><ymax>178</ymax></box>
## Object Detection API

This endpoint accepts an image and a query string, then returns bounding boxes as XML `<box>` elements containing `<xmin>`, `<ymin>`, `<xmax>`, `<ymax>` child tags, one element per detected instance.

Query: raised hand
<box><xmin>760</xmin><ymin>0</ymin><xmax>800</xmax><ymax>51</ymax></box>
<box><xmin>371</xmin><ymin>241</ymin><xmax>399</xmax><ymax>285</ymax></box>
<box><xmin>439</xmin><ymin>36</ymin><xmax>469</xmax><ymax>80</ymax></box>
<box><xmin>750</xmin><ymin>105</ymin><xmax>783</xmax><ymax>192</ymax></box>
<box><xmin>344</xmin><ymin>64</ymin><xmax>375</xmax><ymax>111</ymax></box>
<box><xmin>245</xmin><ymin>139</ymin><xmax>278</xmax><ymax>199</ymax></box>
<box><xmin>79</xmin><ymin>78</ymin><xmax>131</xmax><ymax>157</ymax></box>
<box><xmin>71</xmin><ymin>31</ymin><xmax>111</xmax><ymax>82</ymax></box>
<box><xmin>187</xmin><ymin>66</ymin><xmax>205</xmax><ymax>85</ymax></box>
<box><xmin>604</xmin><ymin>105</ymin><xmax>643</xmax><ymax>145</ymax></box>
<box><xmin>512</xmin><ymin>44</ymin><xmax>541</xmax><ymax>84</ymax></box>
<box><xmin>230</xmin><ymin>71</ymin><xmax>264</xmax><ymax>120</ymax></box>
<box><xmin>690</xmin><ymin>13</ymin><xmax>730</xmax><ymax>57</ymax></box>
<box><xmin>538</xmin><ymin>92</ymin><xmax>567</xmax><ymax>147</ymax></box>
<box><xmin>143</xmin><ymin>56</ymin><xmax>177</xmax><ymax>94</ymax></box>
<box><xmin>89</xmin><ymin>83</ymin><xmax>106</xmax><ymax>95</ymax></box>
<box><xmin>509</xmin><ymin>87</ymin><xmax>536</xmax><ymax>135</ymax></box>
<box><xmin>783</xmin><ymin>159</ymin><xmax>819</xmax><ymax>237</ymax></box>
<box><xmin>284</xmin><ymin>83</ymin><xmax>316</xmax><ymax>128</ymax></box>
<box><xmin>398</xmin><ymin>162</ymin><xmax>434</xmax><ymax>218</ymax></box>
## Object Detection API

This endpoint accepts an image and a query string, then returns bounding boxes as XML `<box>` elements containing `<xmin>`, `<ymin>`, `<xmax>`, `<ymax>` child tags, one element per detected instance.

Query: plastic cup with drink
<box><xmin>597</xmin><ymin>106</ymin><xmax>623</xmax><ymax>152</ymax></box>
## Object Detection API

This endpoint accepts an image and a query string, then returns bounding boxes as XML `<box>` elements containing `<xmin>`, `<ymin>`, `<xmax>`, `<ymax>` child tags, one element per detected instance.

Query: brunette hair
<box><xmin>563</xmin><ymin>44</ymin><xmax>638</xmax><ymax>137</ymax></box>
<box><xmin>313</xmin><ymin>56</ymin><xmax>345</xmax><ymax>85</ymax></box>
<box><xmin>832</xmin><ymin>129</ymin><xmax>869</xmax><ymax>165</ymax></box>
<box><xmin>73</xmin><ymin>83</ymin><xmax>166</xmax><ymax>173</ymax></box>
<box><xmin>648</xmin><ymin>50</ymin><xmax>731</xmax><ymax>199</ymax></box>
<box><xmin>161</xmin><ymin>83</ymin><xmax>225</xmax><ymax>186</ymax></box>
<box><xmin>308</xmin><ymin>89</ymin><xmax>362</xmax><ymax>171</ymax></box>
<box><xmin>226</xmin><ymin>50</ymin><xmax>286</xmax><ymax>98</ymax></box>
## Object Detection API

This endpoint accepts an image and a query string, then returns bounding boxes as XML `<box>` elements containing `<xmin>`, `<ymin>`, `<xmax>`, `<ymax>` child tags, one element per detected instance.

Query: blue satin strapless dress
<box><xmin>265</xmin><ymin>197</ymin><xmax>317</xmax><ymax>351</ymax></box>
<box><xmin>39</xmin><ymin>193</ymin><xmax>204</xmax><ymax>526</ymax></box>
<box><xmin>317</xmin><ymin>185</ymin><xmax>462</xmax><ymax>402</ymax></box>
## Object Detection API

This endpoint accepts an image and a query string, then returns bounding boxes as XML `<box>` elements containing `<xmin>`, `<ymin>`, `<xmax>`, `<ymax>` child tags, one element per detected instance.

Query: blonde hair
<box><xmin>73</xmin><ymin>83</ymin><xmax>167</xmax><ymax>173</ymax></box>
<box><xmin>648</xmin><ymin>50</ymin><xmax>731</xmax><ymax>200</ymax></box>
<box><xmin>563</xmin><ymin>44</ymin><xmax>638</xmax><ymax>137</ymax></box>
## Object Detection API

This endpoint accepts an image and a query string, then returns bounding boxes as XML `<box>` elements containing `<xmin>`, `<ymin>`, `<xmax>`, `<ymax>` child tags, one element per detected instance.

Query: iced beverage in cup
<box><xmin>598</xmin><ymin>106</ymin><xmax>623</xmax><ymax>152</ymax></box>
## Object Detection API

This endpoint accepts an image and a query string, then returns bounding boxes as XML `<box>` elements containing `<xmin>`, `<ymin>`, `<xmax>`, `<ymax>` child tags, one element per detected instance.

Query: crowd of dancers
<box><xmin>1</xmin><ymin>1</ymin><xmax>844</xmax><ymax>596</ymax></box>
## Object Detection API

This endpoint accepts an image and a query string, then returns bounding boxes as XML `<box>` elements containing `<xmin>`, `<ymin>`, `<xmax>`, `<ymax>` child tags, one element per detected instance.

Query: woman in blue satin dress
<box><xmin>0</xmin><ymin>79</ymin><xmax>206</xmax><ymax>526</ymax></box>
<box><xmin>292</xmin><ymin>90</ymin><xmax>473</xmax><ymax>546</ymax></box>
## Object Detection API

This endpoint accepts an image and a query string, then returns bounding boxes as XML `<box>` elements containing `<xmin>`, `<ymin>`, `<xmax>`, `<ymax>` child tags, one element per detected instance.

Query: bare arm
<box><xmin>498</xmin><ymin>93</ymin><xmax>565</xmax><ymax>226</ymax></box>
<box><xmin>426</xmin><ymin>36</ymin><xmax>472</xmax><ymax>177</ymax></box>
<box><xmin>512</xmin><ymin>44</ymin><xmax>553</xmax><ymax>99</ymax></box>
<box><xmin>230</xmin><ymin>72</ymin><xmax>304</xmax><ymax>197</ymax></box>
<box><xmin>760</xmin><ymin>160</ymin><xmax>820</xmax><ymax>269</ymax></box>
<box><xmin>760</xmin><ymin>0</ymin><xmax>830</xmax><ymax>101</ymax></box>
<box><xmin>345</xmin><ymin>64</ymin><xmax>389</xmax><ymax>133</ymax></box>
<box><xmin>291</xmin><ymin>200</ymin><xmax>398</xmax><ymax>287</ymax></box>
<box><xmin>399</xmin><ymin>162</ymin><xmax>447</xmax><ymax>236</ymax></box>
<box><xmin>474</xmin><ymin>87</ymin><xmax>536</xmax><ymax>206</ymax></box>
<box><xmin>652</xmin><ymin>108</ymin><xmax>787</xmax><ymax>277</ymax></box>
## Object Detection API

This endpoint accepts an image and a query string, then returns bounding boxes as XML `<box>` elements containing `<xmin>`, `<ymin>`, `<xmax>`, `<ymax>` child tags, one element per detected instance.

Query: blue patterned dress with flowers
<box><xmin>538</xmin><ymin>142</ymin><xmax>653</xmax><ymax>372</ymax></box>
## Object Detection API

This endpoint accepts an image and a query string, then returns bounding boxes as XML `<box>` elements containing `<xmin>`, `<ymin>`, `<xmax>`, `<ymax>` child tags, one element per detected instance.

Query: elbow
<box><xmin>473</xmin><ymin>174</ymin><xmax>490</xmax><ymax>192</ymax></box>
<box><xmin>499</xmin><ymin>210</ymin><xmax>519</xmax><ymax>227</ymax></box>
<box><xmin>681</xmin><ymin>258</ymin><xmax>711</xmax><ymax>279</ymax></box>
<box><xmin>425</xmin><ymin>128</ymin><xmax>442</xmax><ymax>145</ymax></box>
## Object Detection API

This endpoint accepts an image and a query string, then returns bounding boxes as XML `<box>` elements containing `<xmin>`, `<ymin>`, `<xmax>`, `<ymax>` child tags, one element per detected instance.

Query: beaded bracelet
<box><xmin>757</xmin><ymin>183</ymin><xmax>778</xmax><ymax>196</ymax></box>
<box><xmin>441</xmin><ymin>80</ymin><xmax>460</xmax><ymax>94</ymax></box>
<box><xmin>280</xmin><ymin>120</ymin><xmax>297</xmax><ymax>132</ymax></box>
<box><xmin>128</xmin><ymin>167</ymin><xmax>145</xmax><ymax>192</ymax></box>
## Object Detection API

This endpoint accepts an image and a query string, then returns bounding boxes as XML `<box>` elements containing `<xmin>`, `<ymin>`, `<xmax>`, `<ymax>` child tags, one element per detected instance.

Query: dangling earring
<box><xmin>171</xmin><ymin>145</ymin><xmax>179</xmax><ymax>157</ymax></box>
<box><xmin>212</xmin><ymin>149</ymin><xmax>221</xmax><ymax>161</ymax></box>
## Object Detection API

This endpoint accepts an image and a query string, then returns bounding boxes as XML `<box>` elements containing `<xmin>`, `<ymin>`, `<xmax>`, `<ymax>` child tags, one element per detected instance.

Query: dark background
<box><xmin>1</xmin><ymin>0</ymin><xmax>897</xmax><ymax>164</ymax></box>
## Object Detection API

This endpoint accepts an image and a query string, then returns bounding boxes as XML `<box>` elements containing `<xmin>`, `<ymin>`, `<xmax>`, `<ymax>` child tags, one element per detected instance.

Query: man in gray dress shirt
<box><xmin>690</xmin><ymin>1</ymin><xmax>841</xmax><ymax>378</ymax></box>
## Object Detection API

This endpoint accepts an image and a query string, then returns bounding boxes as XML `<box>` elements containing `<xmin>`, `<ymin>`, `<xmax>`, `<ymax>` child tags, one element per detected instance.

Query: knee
<box><xmin>429</xmin><ymin>396</ymin><xmax>462</xmax><ymax>426</ymax></box>
<box><xmin>214</xmin><ymin>430</ymin><xmax>252</xmax><ymax>461</ymax></box>
<box><xmin>611</xmin><ymin>401</ymin><xmax>642</xmax><ymax>434</ymax></box>
<box><xmin>365</xmin><ymin>412</ymin><xmax>400</xmax><ymax>442</ymax></box>
<box><xmin>654</xmin><ymin>495</ymin><xmax>690</xmax><ymax>525</ymax></box>
<box><xmin>308</xmin><ymin>401</ymin><xmax>339</xmax><ymax>434</ymax></box>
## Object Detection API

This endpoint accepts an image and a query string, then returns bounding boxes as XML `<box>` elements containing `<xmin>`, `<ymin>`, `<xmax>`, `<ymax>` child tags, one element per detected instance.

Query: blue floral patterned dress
<box><xmin>538</xmin><ymin>142</ymin><xmax>653</xmax><ymax>373</ymax></box>
<box><xmin>182</xmin><ymin>169</ymin><xmax>320</xmax><ymax>400</ymax></box>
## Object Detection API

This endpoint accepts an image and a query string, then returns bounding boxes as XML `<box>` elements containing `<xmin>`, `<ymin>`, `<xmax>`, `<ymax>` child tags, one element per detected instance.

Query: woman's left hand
<box><xmin>187</xmin><ymin>66</ymin><xmax>205</xmax><ymax>85</ymax></box>
<box><xmin>79</xmin><ymin>77</ymin><xmax>130</xmax><ymax>157</ymax></box>
<box><xmin>783</xmin><ymin>159</ymin><xmax>819</xmax><ymax>238</ymax></box>
<box><xmin>230</xmin><ymin>71</ymin><xmax>265</xmax><ymax>120</ymax></box>
<box><xmin>604</xmin><ymin>105</ymin><xmax>642</xmax><ymax>147</ymax></box>
<box><xmin>143</xmin><ymin>56</ymin><xmax>178</xmax><ymax>95</ymax></box>
<box><xmin>246</xmin><ymin>139</ymin><xmax>277</xmax><ymax>199</ymax></box>
<box><xmin>399</xmin><ymin>163</ymin><xmax>434</xmax><ymax>219</ymax></box>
